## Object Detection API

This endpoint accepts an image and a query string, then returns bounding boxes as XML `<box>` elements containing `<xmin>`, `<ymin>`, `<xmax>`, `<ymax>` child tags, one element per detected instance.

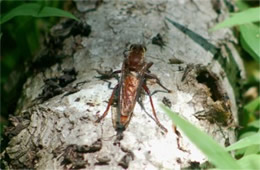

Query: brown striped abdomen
<box><xmin>120</xmin><ymin>73</ymin><xmax>140</xmax><ymax>117</ymax></box>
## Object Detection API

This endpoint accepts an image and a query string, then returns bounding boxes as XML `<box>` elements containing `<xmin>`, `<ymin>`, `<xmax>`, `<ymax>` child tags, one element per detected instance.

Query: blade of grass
<box><xmin>240</xmin><ymin>24</ymin><xmax>260</xmax><ymax>61</ymax></box>
<box><xmin>248</xmin><ymin>119</ymin><xmax>260</xmax><ymax>129</ymax></box>
<box><xmin>244</xmin><ymin>97</ymin><xmax>260</xmax><ymax>114</ymax></box>
<box><xmin>0</xmin><ymin>3</ymin><xmax>78</xmax><ymax>25</ymax></box>
<box><xmin>37</xmin><ymin>6</ymin><xmax>78</xmax><ymax>20</ymax></box>
<box><xmin>1</xmin><ymin>3</ymin><xmax>41</xmax><ymax>24</ymax></box>
<box><xmin>161</xmin><ymin>105</ymin><xmax>241</xmax><ymax>169</ymax></box>
<box><xmin>237</xmin><ymin>154</ymin><xmax>260</xmax><ymax>169</ymax></box>
<box><xmin>226</xmin><ymin>133</ymin><xmax>260</xmax><ymax>151</ymax></box>
<box><xmin>244</xmin><ymin>145</ymin><xmax>260</xmax><ymax>156</ymax></box>
<box><xmin>210</xmin><ymin>7</ymin><xmax>260</xmax><ymax>31</ymax></box>
<box><xmin>235</xmin><ymin>0</ymin><xmax>250</xmax><ymax>10</ymax></box>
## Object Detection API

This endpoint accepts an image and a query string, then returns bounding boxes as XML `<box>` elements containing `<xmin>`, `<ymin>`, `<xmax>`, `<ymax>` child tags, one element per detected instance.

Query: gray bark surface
<box><xmin>2</xmin><ymin>0</ymin><xmax>245</xmax><ymax>169</ymax></box>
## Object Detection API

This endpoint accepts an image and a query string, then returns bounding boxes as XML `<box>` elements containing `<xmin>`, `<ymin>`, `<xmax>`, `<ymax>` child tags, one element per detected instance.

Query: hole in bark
<box><xmin>39</xmin><ymin>144</ymin><xmax>43</xmax><ymax>149</ymax></box>
<box><xmin>196</xmin><ymin>70</ymin><xmax>222</xmax><ymax>102</ymax></box>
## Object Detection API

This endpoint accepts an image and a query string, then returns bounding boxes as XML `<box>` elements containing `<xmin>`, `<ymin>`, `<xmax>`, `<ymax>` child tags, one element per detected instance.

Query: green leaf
<box><xmin>37</xmin><ymin>6</ymin><xmax>77</xmax><ymax>19</ymax></box>
<box><xmin>244</xmin><ymin>145</ymin><xmax>260</xmax><ymax>156</ymax></box>
<box><xmin>237</xmin><ymin>154</ymin><xmax>260</xmax><ymax>169</ymax></box>
<box><xmin>161</xmin><ymin>105</ymin><xmax>241</xmax><ymax>169</ymax></box>
<box><xmin>0</xmin><ymin>3</ymin><xmax>79</xmax><ymax>25</ymax></box>
<box><xmin>239</xmin><ymin>131</ymin><xmax>258</xmax><ymax>140</ymax></box>
<box><xmin>240</xmin><ymin>24</ymin><xmax>260</xmax><ymax>61</ymax></box>
<box><xmin>244</xmin><ymin>97</ymin><xmax>260</xmax><ymax>114</ymax></box>
<box><xmin>226</xmin><ymin>133</ymin><xmax>260</xmax><ymax>151</ymax></box>
<box><xmin>235</xmin><ymin>0</ymin><xmax>250</xmax><ymax>11</ymax></box>
<box><xmin>211</xmin><ymin>7</ymin><xmax>260</xmax><ymax>30</ymax></box>
<box><xmin>235</xmin><ymin>132</ymin><xmax>260</xmax><ymax>156</ymax></box>
<box><xmin>248</xmin><ymin>119</ymin><xmax>260</xmax><ymax>129</ymax></box>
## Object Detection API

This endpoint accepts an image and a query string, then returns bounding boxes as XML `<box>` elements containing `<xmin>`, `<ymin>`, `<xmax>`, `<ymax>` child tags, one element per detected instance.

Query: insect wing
<box><xmin>113</xmin><ymin>63</ymin><xmax>150</xmax><ymax>130</ymax></box>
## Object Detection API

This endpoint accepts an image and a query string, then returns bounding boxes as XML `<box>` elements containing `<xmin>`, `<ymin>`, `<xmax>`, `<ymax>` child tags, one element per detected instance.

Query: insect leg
<box><xmin>96</xmin><ymin>84</ymin><xmax>119</xmax><ymax>123</ymax></box>
<box><xmin>142</xmin><ymin>84</ymin><xmax>168</xmax><ymax>133</ymax></box>
<box><xmin>172</xmin><ymin>124</ymin><xmax>189</xmax><ymax>152</ymax></box>
<box><xmin>145</xmin><ymin>73</ymin><xmax>171</xmax><ymax>92</ymax></box>
<box><xmin>95</xmin><ymin>69</ymin><xmax>121</xmax><ymax>79</ymax></box>
<box><xmin>112</xmin><ymin>70</ymin><xmax>121</xmax><ymax>74</ymax></box>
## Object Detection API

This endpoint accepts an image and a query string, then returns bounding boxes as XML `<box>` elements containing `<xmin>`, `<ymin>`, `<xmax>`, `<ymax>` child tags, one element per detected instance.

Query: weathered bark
<box><xmin>2</xmin><ymin>0</ymin><xmax>245</xmax><ymax>169</ymax></box>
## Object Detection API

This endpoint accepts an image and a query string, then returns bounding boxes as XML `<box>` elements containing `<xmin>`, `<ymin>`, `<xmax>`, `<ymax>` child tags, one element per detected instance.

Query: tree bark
<box><xmin>2</xmin><ymin>0</ymin><xmax>245</xmax><ymax>169</ymax></box>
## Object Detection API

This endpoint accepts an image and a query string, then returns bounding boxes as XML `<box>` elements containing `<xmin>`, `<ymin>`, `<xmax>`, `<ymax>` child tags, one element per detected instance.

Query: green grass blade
<box><xmin>248</xmin><ymin>119</ymin><xmax>260</xmax><ymax>129</ymax></box>
<box><xmin>226</xmin><ymin>133</ymin><xmax>260</xmax><ymax>151</ymax></box>
<box><xmin>1</xmin><ymin>3</ymin><xmax>40</xmax><ymax>24</ymax></box>
<box><xmin>244</xmin><ymin>145</ymin><xmax>260</xmax><ymax>156</ymax></box>
<box><xmin>237</xmin><ymin>154</ymin><xmax>260</xmax><ymax>169</ymax></box>
<box><xmin>37</xmin><ymin>6</ymin><xmax>78</xmax><ymax>21</ymax></box>
<box><xmin>211</xmin><ymin>7</ymin><xmax>260</xmax><ymax>31</ymax></box>
<box><xmin>0</xmin><ymin>3</ymin><xmax>78</xmax><ymax>25</ymax></box>
<box><xmin>244</xmin><ymin>96</ymin><xmax>260</xmax><ymax>113</ymax></box>
<box><xmin>235</xmin><ymin>0</ymin><xmax>250</xmax><ymax>10</ymax></box>
<box><xmin>240</xmin><ymin>24</ymin><xmax>260</xmax><ymax>62</ymax></box>
<box><xmin>161</xmin><ymin>105</ymin><xmax>241</xmax><ymax>169</ymax></box>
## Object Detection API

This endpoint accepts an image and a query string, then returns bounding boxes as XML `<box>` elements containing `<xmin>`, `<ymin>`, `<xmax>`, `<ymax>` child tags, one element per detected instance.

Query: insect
<box><xmin>96</xmin><ymin>44</ymin><xmax>171</xmax><ymax>133</ymax></box>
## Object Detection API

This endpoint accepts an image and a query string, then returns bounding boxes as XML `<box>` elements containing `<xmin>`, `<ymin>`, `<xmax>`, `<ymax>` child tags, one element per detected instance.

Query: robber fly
<box><xmin>96</xmin><ymin>44</ymin><xmax>171</xmax><ymax>133</ymax></box>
